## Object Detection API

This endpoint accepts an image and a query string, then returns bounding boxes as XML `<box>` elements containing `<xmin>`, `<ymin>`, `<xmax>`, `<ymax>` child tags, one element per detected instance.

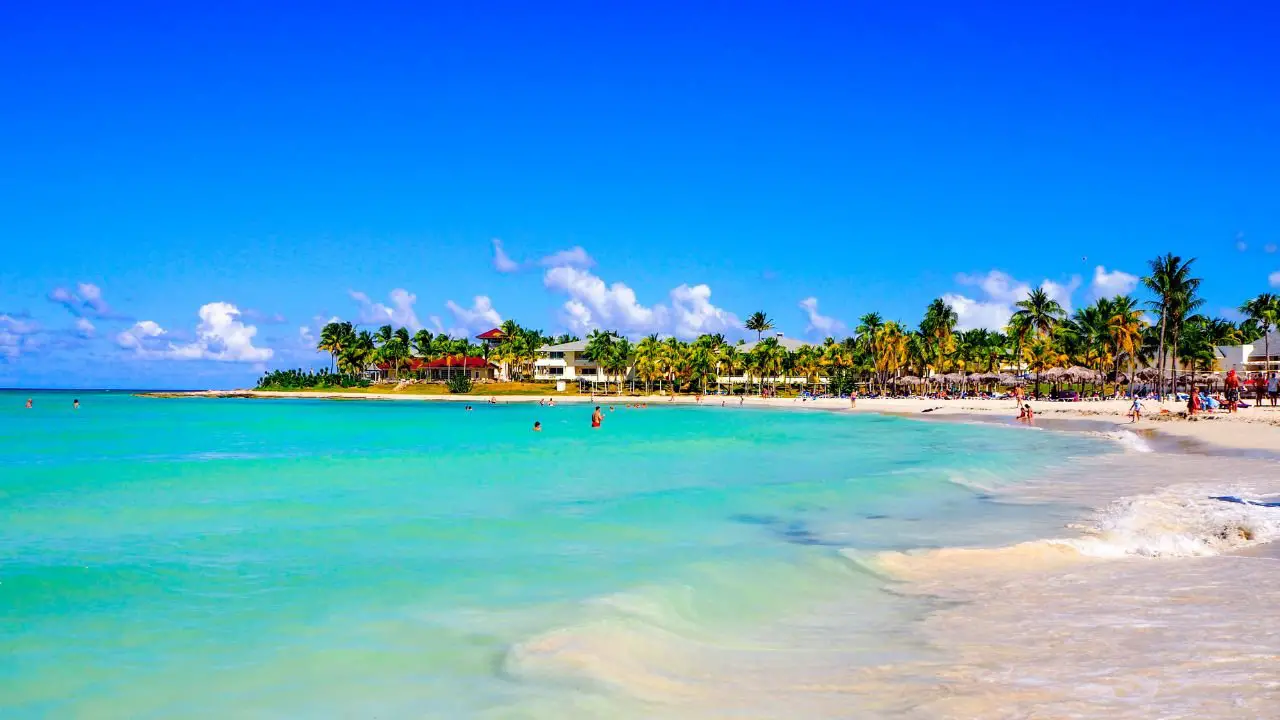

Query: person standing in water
<box><xmin>25</xmin><ymin>398</ymin><xmax>33</xmax><ymax>409</ymax></box>
<box><xmin>533</xmin><ymin>421</ymin><xmax>542</xmax><ymax>432</ymax></box>
<box><xmin>591</xmin><ymin>406</ymin><xmax>603</xmax><ymax>428</ymax></box>
<box><xmin>73</xmin><ymin>399</ymin><xmax>80</xmax><ymax>410</ymax></box>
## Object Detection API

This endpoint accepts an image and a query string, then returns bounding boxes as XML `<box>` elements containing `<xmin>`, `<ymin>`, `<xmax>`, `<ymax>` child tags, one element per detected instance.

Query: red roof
<box><xmin>375</xmin><ymin>356</ymin><xmax>491</xmax><ymax>371</ymax></box>
<box><xmin>423</xmin><ymin>355</ymin><xmax>491</xmax><ymax>369</ymax></box>
<box><xmin>475</xmin><ymin>328</ymin><xmax>506</xmax><ymax>340</ymax></box>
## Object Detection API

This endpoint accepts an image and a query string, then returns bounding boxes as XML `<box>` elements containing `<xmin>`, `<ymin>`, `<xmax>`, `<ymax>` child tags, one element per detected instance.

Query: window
<box><xmin>549</xmin><ymin>351</ymin><xmax>565</xmax><ymax>359</ymax></box>
<box><xmin>544</xmin><ymin>367</ymin><xmax>564</xmax><ymax>376</ymax></box>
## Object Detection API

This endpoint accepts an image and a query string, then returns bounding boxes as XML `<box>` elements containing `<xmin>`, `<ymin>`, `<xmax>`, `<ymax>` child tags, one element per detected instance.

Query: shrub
<box><xmin>446</xmin><ymin>375</ymin><xmax>473</xmax><ymax>394</ymax></box>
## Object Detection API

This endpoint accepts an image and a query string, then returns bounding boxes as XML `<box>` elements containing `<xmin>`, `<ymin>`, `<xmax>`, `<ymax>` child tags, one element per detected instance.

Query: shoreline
<box><xmin>139</xmin><ymin>389</ymin><xmax>1280</xmax><ymax>455</ymax></box>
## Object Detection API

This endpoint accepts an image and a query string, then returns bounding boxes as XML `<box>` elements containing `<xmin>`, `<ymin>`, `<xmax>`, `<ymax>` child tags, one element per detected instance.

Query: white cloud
<box><xmin>1090</xmin><ymin>266</ymin><xmax>1139</xmax><ymax>299</ymax></box>
<box><xmin>1041</xmin><ymin>275</ymin><xmax>1082</xmax><ymax>314</ymax></box>
<box><xmin>117</xmin><ymin>304</ymin><xmax>272</xmax><ymax>362</ymax></box>
<box><xmin>349</xmin><ymin>289</ymin><xmax>421</xmax><ymax>330</ymax></box>
<box><xmin>0</xmin><ymin>314</ymin><xmax>41</xmax><ymax>359</ymax></box>
<box><xmin>492</xmin><ymin>239</ymin><xmax>595</xmax><ymax>273</ymax></box>
<box><xmin>492</xmin><ymin>238</ymin><xmax>519</xmax><ymax>273</ymax></box>
<box><xmin>1270</xmin><ymin>271</ymin><xmax>1280</xmax><ymax>289</ymax></box>
<box><xmin>544</xmin><ymin>266</ymin><xmax>662</xmax><ymax>335</ymax></box>
<box><xmin>48</xmin><ymin>282</ymin><xmax>113</xmax><ymax>317</ymax></box>
<box><xmin>543</xmin><ymin>266</ymin><xmax>739</xmax><ymax>339</ymax></box>
<box><xmin>539</xmin><ymin>246</ymin><xmax>594</xmax><ymax>268</ymax></box>
<box><xmin>116</xmin><ymin>320</ymin><xmax>166</xmax><ymax>351</ymax></box>
<box><xmin>445</xmin><ymin>295</ymin><xmax>503</xmax><ymax>332</ymax></box>
<box><xmin>299</xmin><ymin>326</ymin><xmax>315</xmax><ymax>346</ymax></box>
<box><xmin>1267</xmin><ymin>244</ymin><xmax>1278</xmax><ymax>254</ymax></box>
<box><xmin>946</xmin><ymin>269</ymin><xmax>1081</xmax><ymax>330</ymax></box>
<box><xmin>1237</xmin><ymin>241</ymin><xmax>1248</xmax><ymax>251</ymax></box>
<box><xmin>798</xmin><ymin>297</ymin><xmax>845</xmax><ymax>336</ymax></box>
<box><xmin>670</xmin><ymin>284</ymin><xmax>740</xmax><ymax>338</ymax></box>
<box><xmin>75</xmin><ymin>317</ymin><xmax>95</xmax><ymax>338</ymax></box>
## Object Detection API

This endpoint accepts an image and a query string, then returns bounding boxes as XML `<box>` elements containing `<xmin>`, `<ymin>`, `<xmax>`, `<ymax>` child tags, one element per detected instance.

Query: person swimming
<box><xmin>533</xmin><ymin>421</ymin><xmax>542</xmax><ymax>432</ymax></box>
<box><xmin>25</xmin><ymin>398</ymin><xmax>33</xmax><ymax>409</ymax></box>
<box><xmin>73</xmin><ymin>399</ymin><xmax>79</xmax><ymax>410</ymax></box>
<box><xmin>591</xmin><ymin>406</ymin><xmax>603</xmax><ymax>428</ymax></box>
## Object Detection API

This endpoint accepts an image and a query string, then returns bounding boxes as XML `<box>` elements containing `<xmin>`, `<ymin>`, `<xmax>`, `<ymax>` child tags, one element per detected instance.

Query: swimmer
<box><xmin>25</xmin><ymin>398</ymin><xmax>33</xmax><ymax>409</ymax></box>
<box><xmin>533</xmin><ymin>421</ymin><xmax>542</xmax><ymax>432</ymax></box>
<box><xmin>591</xmin><ymin>406</ymin><xmax>603</xmax><ymax>428</ymax></box>
<box><xmin>73</xmin><ymin>398</ymin><xmax>80</xmax><ymax>410</ymax></box>
<box><xmin>608</xmin><ymin>405</ymin><xmax>614</xmax><ymax>412</ymax></box>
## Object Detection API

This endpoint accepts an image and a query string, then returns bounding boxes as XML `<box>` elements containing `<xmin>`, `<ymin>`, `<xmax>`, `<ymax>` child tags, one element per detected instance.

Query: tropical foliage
<box><xmin>257</xmin><ymin>368</ymin><xmax>370</xmax><ymax>390</ymax></box>
<box><xmin>297</xmin><ymin>254</ymin><xmax>1273</xmax><ymax>396</ymax></box>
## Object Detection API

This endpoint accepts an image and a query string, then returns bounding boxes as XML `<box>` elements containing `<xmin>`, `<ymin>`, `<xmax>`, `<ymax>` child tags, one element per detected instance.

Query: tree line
<box><xmin>294</xmin><ymin>254</ymin><xmax>1279</xmax><ymax>395</ymax></box>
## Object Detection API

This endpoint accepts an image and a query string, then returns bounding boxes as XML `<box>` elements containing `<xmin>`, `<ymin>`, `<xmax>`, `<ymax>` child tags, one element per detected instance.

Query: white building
<box><xmin>1216</xmin><ymin>330</ymin><xmax>1280</xmax><ymax>375</ymax></box>
<box><xmin>533</xmin><ymin>340</ymin><xmax>603</xmax><ymax>382</ymax></box>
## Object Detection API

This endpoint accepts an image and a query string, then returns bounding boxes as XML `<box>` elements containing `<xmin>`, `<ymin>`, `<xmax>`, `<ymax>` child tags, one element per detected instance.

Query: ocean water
<box><xmin>2</xmin><ymin>392</ymin><xmax>1125</xmax><ymax>718</ymax></box>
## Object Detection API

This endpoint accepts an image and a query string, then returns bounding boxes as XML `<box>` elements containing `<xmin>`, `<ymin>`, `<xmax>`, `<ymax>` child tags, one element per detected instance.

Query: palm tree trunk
<box><xmin>1155</xmin><ymin>309</ymin><xmax>1168</xmax><ymax>398</ymax></box>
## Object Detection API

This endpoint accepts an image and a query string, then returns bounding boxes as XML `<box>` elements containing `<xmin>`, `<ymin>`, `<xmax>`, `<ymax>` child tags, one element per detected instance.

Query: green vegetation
<box><xmin>446</xmin><ymin>375</ymin><xmax>473</xmax><ymax>394</ymax></box>
<box><xmin>265</xmin><ymin>254</ymin><xmax>1273</xmax><ymax>398</ymax></box>
<box><xmin>257</xmin><ymin>368</ymin><xmax>371</xmax><ymax>390</ymax></box>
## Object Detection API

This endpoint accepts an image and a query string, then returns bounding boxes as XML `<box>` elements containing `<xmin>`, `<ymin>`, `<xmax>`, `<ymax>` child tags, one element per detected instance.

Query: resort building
<box><xmin>370</xmin><ymin>356</ymin><xmax>497</xmax><ymax>382</ymax></box>
<box><xmin>533</xmin><ymin>339</ymin><xmax>602</xmax><ymax>382</ymax></box>
<box><xmin>1216</xmin><ymin>330</ymin><xmax>1280</xmax><ymax>375</ymax></box>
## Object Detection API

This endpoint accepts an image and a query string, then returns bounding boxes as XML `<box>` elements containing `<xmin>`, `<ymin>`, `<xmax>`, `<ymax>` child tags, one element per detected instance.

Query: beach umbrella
<box><xmin>1043</xmin><ymin>367</ymin><xmax>1068</xmax><ymax>380</ymax></box>
<box><xmin>1135</xmin><ymin>367</ymin><xmax>1165</xmax><ymax>381</ymax></box>
<box><xmin>896</xmin><ymin>375</ymin><xmax>921</xmax><ymax>385</ymax></box>
<box><xmin>1062</xmin><ymin>366</ymin><xmax>1096</xmax><ymax>382</ymax></box>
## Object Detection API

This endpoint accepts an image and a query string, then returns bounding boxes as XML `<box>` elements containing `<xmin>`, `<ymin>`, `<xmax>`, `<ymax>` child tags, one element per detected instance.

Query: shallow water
<box><xmin>2</xmin><ymin>392</ymin><xmax>1275</xmax><ymax>718</ymax></box>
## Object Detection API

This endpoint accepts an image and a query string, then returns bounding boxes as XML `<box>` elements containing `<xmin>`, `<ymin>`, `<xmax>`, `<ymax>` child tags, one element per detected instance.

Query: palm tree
<box><xmin>604</xmin><ymin>338</ymin><xmax>634</xmax><ymax>394</ymax></box>
<box><xmin>1023</xmin><ymin>335</ymin><xmax>1064</xmax><ymax>398</ymax></box>
<box><xmin>1240</xmin><ymin>293</ymin><xmax>1280</xmax><ymax>374</ymax></box>
<box><xmin>1012</xmin><ymin>288</ymin><xmax>1065</xmax><ymax>338</ymax></box>
<box><xmin>375</xmin><ymin>324</ymin><xmax>394</xmax><ymax>347</ymax></box>
<box><xmin>1142</xmin><ymin>254</ymin><xmax>1201</xmax><ymax>396</ymax></box>
<box><xmin>745</xmin><ymin>311</ymin><xmax>774</xmax><ymax>341</ymax></box>
<box><xmin>717</xmin><ymin>344</ymin><xmax>742</xmax><ymax>395</ymax></box>
<box><xmin>318</xmin><ymin>321</ymin><xmax>354</xmax><ymax>371</ymax></box>
<box><xmin>1107</xmin><ymin>295</ymin><xmax>1146</xmax><ymax>396</ymax></box>
<box><xmin>412</xmin><ymin>329</ymin><xmax>434</xmax><ymax>359</ymax></box>
<box><xmin>633</xmin><ymin>334</ymin><xmax>663</xmax><ymax>394</ymax></box>
<box><xmin>793</xmin><ymin>345</ymin><xmax>824</xmax><ymax>393</ymax></box>
<box><xmin>661</xmin><ymin>337</ymin><xmax>686</xmax><ymax>393</ymax></box>
<box><xmin>584</xmin><ymin>329</ymin><xmax>618</xmax><ymax>392</ymax></box>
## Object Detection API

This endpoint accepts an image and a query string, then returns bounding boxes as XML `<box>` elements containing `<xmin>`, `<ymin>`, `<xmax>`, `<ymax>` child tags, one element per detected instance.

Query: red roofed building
<box><xmin>373</xmin><ymin>355</ymin><xmax>497</xmax><ymax>381</ymax></box>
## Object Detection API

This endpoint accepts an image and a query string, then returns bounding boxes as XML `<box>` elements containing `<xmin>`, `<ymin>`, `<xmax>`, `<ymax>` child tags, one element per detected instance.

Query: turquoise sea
<box><xmin>0</xmin><ymin>392</ymin><xmax>1111</xmax><ymax>718</ymax></box>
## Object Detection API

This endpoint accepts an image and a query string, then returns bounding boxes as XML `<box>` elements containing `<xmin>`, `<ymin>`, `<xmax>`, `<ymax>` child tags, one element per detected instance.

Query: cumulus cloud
<box><xmin>350</xmin><ymin>289</ymin><xmax>421</xmax><ymax>330</ymax></box>
<box><xmin>0</xmin><ymin>314</ymin><xmax>41</xmax><ymax>360</ymax></box>
<box><xmin>445</xmin><ymin>295</ymin><xmax>503</xmax><ymax>333</ymax></box>
<box><xmin>543</xmin><ymin>266</ymin><xmax>739</xmax><ymax>339</ymax></box>
<box><xmin>944</xmin><ymin>269</ymin><xmax>1082</xmax><ymax>331</ymax></box>
<box><xmin>492</xmin><ymin>238</ymin><xmax>520</xmax><ymax>273</ymax></box>
<box><xmin>1267</xmin><ymin>244</ymin><xmax>1277</xmax><ymax>254</ymax></box>
<box><xmin>48</xmin><ymin>282</ymin><xmax>113</xmax><ymax>317</ymax></box>
<box><xmin>1041</xmin><ymin>275</ymin><xmax>1082</xmax><ymax>313</ymax></box>
<box><xmin>116</xmin><ymin>320</ymin><xmax>166</xmax><ymax>352</ymax></box>
<box><xmin>299</xmin><ymin>326</ymin><xmax>315</xmax><ymax>346</ymax></box>
<box><xmin>1090</xmin><ymin>266</ymin><xmax>1139</xmax><ymax>299</ymax></box>
<box><xmin>798</xmin><ymin>297</ymin><xmax>846</xmax><ymax>336</ymax></box>
<box><xmin>670</xmin><ymin>284</ymin><xmax>740</xmax><ymax>338</ymax></box>
<box><xmin>116</xmin><ymin>304</ymin><xmax>272</xmax><ymax>362</ymax></box>
<box><xmin>75</xmin><ymin>317</ymin><xmax>95</xmax><ymax>338</ymax></box>
<box><xmin>1270</xmin><ymin>271</ymin><xmax>1280</xmax><ymax>289</ymax></box>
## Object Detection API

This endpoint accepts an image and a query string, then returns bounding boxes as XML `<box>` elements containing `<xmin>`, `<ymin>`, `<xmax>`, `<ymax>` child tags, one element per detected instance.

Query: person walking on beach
<box><xmin>1187</xmin><ymin>385</ymin><xmax>1201</xmax><ymax>416</ymax></box>
<box><xmin>1128</xmin><ymin>396</ymin><xmax>1143</xmax><ymax>423</ymax></box>
<box><xmin>1225</xmin><ymin>369</ymin><xmax>1241</xmax><ymax>413</ymax></box>
<box><xmin>591</xmin><ymin>406</ymin><xmax>603</xmax><ymax>428</ymax></box>
<box><xmin>1268</xmin><ymin>372</ymin><xmax>1279</xmax><ymax>407</ymax></box>
<box><xmin>850</xmin><ymin>389</ymin><xmax>857</xmax><ymax>408</ymax></box>
<box><xmin>739</xmin><ymin>396</ymin><xmax>744</xmax><ymax>407</ymax></box>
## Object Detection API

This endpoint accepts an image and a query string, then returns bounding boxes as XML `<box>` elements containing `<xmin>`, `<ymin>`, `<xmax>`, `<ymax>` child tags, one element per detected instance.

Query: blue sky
<box><xmin>2</xmin><ymin>2</ymin><xmax>1278</xmax><ymax>388</ymax></box>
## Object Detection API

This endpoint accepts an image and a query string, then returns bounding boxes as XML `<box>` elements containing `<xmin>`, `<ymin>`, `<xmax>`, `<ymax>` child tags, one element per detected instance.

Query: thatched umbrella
<box><xmin>1043</xmin><ymin>367</ymin><xmax>1068</xmax><ymax>381</ymax></box>
<box><xmin>896</xmin><ymin>375</ymin><xmax>921</xmax><ymax>385</ymax></box>
<box><xmin>1135</xmin><ymin>367</ymin><xmax>1165</xmax><ymax>381</ymax></box>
